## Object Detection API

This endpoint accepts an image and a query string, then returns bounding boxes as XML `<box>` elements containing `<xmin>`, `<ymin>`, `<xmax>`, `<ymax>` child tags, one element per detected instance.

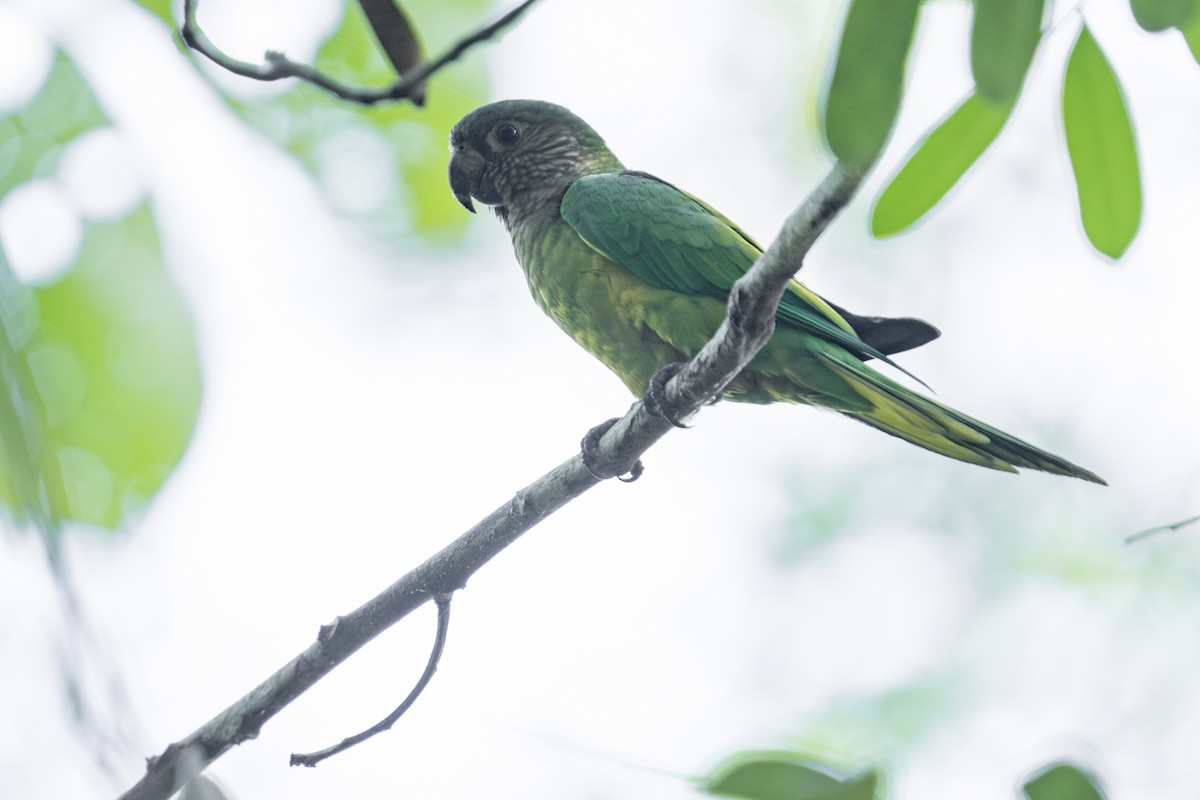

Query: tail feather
<box><xmin>820</xmin><ymin>357</ymin><xmax>1106</xmax><ymax>485</ymax></box>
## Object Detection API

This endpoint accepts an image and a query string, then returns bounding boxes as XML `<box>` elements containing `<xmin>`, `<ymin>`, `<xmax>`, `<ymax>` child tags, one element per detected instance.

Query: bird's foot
<box><xmin>580</xmin><ymin>418</ymin><xmax>644</xmax><ymax>483</ymax></box>
<box><xmin>643</xmin><ymin>362</ymin><xmax>691</xmax><ymax>428</ymax></box>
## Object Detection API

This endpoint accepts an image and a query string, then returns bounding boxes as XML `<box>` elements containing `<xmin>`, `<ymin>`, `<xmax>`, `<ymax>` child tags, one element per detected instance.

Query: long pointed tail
<box><xmin>820</xmin><ymin>357</ymin><xmax>1106</xmax><ymax>484</ymax></box>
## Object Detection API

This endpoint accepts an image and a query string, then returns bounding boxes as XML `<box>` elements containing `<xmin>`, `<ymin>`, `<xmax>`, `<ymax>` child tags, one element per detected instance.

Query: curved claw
<box><xmin>643</xmin><ymin>362</ymin><xmax>690</xmax><ymax>428</ymax></box>
<box><xmin>580</xmin><ymin>418</ymin><xmax>644</xmax><ymax>482</ymax></box>
<box><xmin>617</xmin><ymin>461</ymin><xmax>644</xmax><ymax>483</ymax></box>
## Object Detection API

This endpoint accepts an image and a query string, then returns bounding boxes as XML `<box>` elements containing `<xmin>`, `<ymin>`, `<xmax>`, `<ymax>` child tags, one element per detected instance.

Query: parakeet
<box><xmin>448</xmin><ymin>99</ymin><xmax>1104</xmax><ymax>484</ymax></box>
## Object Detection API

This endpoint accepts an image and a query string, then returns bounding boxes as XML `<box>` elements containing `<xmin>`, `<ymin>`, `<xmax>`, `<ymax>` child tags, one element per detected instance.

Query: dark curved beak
<box><xmin>448</xmin><ymin>148</ymin><xmax>485</xmax><ymax>214</ymax></box>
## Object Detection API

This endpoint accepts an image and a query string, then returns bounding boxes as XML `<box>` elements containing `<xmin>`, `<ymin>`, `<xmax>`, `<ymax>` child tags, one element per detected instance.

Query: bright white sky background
<box><xmin>2</xmin><ymin>0</ymin><xmax>1200</xmax><ymax>798</ymax></box>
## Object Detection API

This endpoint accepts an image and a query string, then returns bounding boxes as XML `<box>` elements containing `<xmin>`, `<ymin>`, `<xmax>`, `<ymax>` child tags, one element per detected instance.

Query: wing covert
<box><xmin>560</xmin><ymin>171</ymin><xmax>902</xmax><ymax>363</ymax></box>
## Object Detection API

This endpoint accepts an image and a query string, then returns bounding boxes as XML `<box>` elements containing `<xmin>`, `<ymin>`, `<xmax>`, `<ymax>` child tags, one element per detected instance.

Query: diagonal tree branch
<box><xmin>180</xmin><ymin>0</ymin><xmax>542</xmax><ymax>105</ymax></box>
<box><xmin>114</xmin><ymin>161</ymin><xmax>867</xmax><ymax>800</ymax></box>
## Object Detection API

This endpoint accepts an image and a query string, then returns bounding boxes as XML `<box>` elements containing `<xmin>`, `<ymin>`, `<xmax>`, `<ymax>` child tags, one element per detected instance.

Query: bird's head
<box><xmin>448</xmin><ymin>99</ymin><xmax>622</xmax><ymax>221</ymax></box>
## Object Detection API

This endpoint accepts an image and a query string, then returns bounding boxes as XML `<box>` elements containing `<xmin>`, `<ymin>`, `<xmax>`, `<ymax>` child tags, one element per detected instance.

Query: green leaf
<box><xmin>1180</xmin><ymin>4</ymin><xmax>1200</xmax><ymax>61</ymax></box>
<box><xmin>821</xmin><ymin>0</ymin><xmax>922</xmax><ymax>166</ymax></box>
<box><xmin>1023</xmin><ymin>762</ymin><xmax>1106</xmax><ymax>800</ymax></box>
<box><xmin>871</xmin><ymin>92</ymin><xmax>1012</xmax><ymax>237</ymax></box>
<box><xmin>134</xmin><ymin>0</ymin><xmax>176</xmax><ymax>27</ymax></box>
<box><xmin>1129</xmin><ymin>0</ymin><xmax>1198</xmax><ymax>32</ymax></box>
<box><xmin>971</xmin><ymin>0</ymin><xmax>1046</xmax><ymax>102</ymax></box>
<box><xmin>1061</xmin><ymin>25</ymin><xmax>1141</xmax><ymax>259</ymax></box>
<box><xmin>703</xmin><ymin>752</ymin><xmax>878</xmax><ymax>800</ymax></box>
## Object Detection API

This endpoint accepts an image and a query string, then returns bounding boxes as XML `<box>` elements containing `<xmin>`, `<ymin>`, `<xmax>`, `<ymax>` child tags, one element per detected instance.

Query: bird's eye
<box><xmin>495</xmin><ymin>123</ymin><xmax>521</xmax><ymax>146</ymax></box>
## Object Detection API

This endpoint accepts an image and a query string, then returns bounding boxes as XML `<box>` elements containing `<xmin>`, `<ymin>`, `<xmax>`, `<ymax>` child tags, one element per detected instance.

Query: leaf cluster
<box><xmin>822</xmin><ymin>0</ymin><xmax>1199</xmax><ymax>259</ymax></box>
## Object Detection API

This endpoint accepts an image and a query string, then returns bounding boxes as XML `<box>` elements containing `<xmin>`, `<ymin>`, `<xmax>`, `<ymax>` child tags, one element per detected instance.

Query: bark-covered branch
<box><xmin>180</xmin><ymin>0</ymin><xmax>542</xmax><ymax>106</ymax></box>
<box><xmin>114</xmin><ymin>161</ymin><xmax>867</xmax><ymax>800</ymax></box>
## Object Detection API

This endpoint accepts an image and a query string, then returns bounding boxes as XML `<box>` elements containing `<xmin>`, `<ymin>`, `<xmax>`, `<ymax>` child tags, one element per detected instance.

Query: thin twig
<box><xmin>180</xmin><ymin>0</ymin><xmax>542</xmax><ymax>105</ymax></box>
<box><xmin>1125</xmin><ymin>513</ymin><xmax>1200</xmax><ymax>543</ymax></box>
<box><xmin>289</xmin><ymin>594</ymin><xmax>453</xmax><ymax>766</ymax></box>
<box><xmin>114</xmin><ymin>161</ymin><xmax>867</xmax><ymax>800</ymax></box>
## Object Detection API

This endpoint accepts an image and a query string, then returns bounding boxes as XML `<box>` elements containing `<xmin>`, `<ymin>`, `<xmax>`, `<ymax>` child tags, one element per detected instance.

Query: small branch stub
<box><xmin>290</xmin><ymin>594</ymin><xmax>454</xmax><ymax>767</ymax></box>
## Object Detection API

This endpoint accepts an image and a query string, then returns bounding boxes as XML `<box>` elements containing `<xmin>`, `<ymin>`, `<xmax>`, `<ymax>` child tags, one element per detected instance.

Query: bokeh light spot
<box><xmin>57</xmin><ymin>128</ymin><xmax>145</xmax><ymax>220</ymax></box>
<box><xmin>55</xmin><ymin>445</ymin><xmax>113</xmax><ymax>524</ymax></box>
<box><xmin>0</xmin><ymin>179</ymin><xmax>83</xmax><ymax>284</ymax></box>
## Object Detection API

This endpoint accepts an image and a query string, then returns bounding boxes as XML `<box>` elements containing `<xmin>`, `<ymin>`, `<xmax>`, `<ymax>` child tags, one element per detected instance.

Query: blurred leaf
<box><xmin>1061</xmin><ymin>25</ymin><xmax>1141</xmax><ymax>259</ymax></box>
<box><xmin>871</xmin><ymin>92</ymin><xmax>1011</xmax><ymax>237</ymax></box>
<box><xmin>0</xmin><ymin>54</ymin><xmax>108</xmax><ymax>196</ymax></box>
<box><xmin>1023</xmin><ymin>762</ymin><xmax>1106</xmax><ymax>800</ymax></box>
<box><xmin>971</xmin><ymin>0</ymin><xmax>1046</xmax><ymax>102</ymax></box>
<box><xmin>1</xmin><ymin>51</ymin><xmax>198</xmax><ymax>536</ymax></box>
<box><xmin>703</xmin><ymin>751</ymin><xmax>878</xmax><ymax>800</ymax></box>
<box><xmin>134</xmin><ymin>0</ymin><xmax>176</xmax><ymax>27</ymax></box>
<box><xmin>317</xmin><ymin>0</ymin><xmax>488</xmax><ymax>234</ymax></box>
<box><xmin>358</xmin><ymin>0</ymin><xmax>427</xmax><ymax>104</ymax></box>
<box><xmin>0</xmin><ymin>253</ymin><xmax>61</xmax><ymax>530</ymax></box>
<box><xmin>227</xmin><ymin>0</ymin><xmax>490</xmax><ymax>241</ymax></box>
<box><xmin>1129</xmin><ymin>0</ymin><xmax>1198</xmax><ymax>32</ymax></box>
<box><xmin>34</xmin><ymin>205</ymin><xmax>201</xmax><ymax>529</ymax></box>
<box><xmin>821</xmin><ymin>0</ymin><xmax>921</xmax><ymax>166</ymax></box>
<box><xmin>779</xmin><ymin>676</ymin><xmax>966</xmax><ymax>765</ymax></box>
<box><xmin>1180</xmin><ymin>4</ymin><xmax>1200</xmax><ymax>61</ymax></box>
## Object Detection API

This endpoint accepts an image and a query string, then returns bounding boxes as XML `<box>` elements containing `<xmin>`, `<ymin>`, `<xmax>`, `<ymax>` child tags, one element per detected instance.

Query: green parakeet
<box><xmin>448</xmin><ymin>99</ymin><xmax>1104</xmax><ymax>484</ymax></box>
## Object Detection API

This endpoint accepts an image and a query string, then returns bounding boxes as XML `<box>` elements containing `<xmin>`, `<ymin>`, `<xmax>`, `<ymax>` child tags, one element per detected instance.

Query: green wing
<box><xmin>560</xmin><ymin>170</ymin><xmax>907</xmax><ymax>366</ymax></box>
